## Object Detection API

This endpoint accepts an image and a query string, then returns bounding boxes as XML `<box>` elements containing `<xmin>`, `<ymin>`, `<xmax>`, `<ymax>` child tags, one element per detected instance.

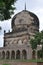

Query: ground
<box><xmin>0</xmin><ymin>59</ymin><xmax>43</xmax><ymax>65</ymax></box>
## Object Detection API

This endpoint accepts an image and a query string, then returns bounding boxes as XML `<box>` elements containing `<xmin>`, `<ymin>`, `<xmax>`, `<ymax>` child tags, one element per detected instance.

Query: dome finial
<box><xmin>25</xmin><ymin>2</ymin><xmax>26</xmax><ymax>10</ymax></box>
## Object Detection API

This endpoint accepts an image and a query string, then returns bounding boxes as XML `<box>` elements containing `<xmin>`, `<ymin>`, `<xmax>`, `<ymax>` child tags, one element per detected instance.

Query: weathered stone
<box><xmin>0</xmin><ymin>10</ymin><xmax>39</xmax><ymax>60</ymax></box>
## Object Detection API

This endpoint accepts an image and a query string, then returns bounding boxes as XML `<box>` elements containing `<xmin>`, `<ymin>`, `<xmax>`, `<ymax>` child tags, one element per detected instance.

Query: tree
<box><xmin>30</xmin><ymin>38</ymin><xmax>37</xmax><ymax>59</ymax></box>
<box><xmin>30</xmin><ymin>32</ymin><xmax>42</xmax><ymax>49</ymax></box>
<box><xmin>37</xmin><ymin>50</ymin><xmax>42</xmax><ymax>59</ymax></box>
<box><xmin>0</xmin><ymin>0</ymin><xmax>17</xmax><ymax>20</ymax></box>
<box><xmin>30</xmin><ymin>31</ymin><xmax>43</xmax><ymax>59</ymax></box>
<box><xmin>30</xmin><ymin>32</ymin><xmax>41</xmax><ymax>50</ymax></box>
<box><xmin>30</xmin><ymin>39</ymin><xmax>37</xmax><ymax>50</ymax></box>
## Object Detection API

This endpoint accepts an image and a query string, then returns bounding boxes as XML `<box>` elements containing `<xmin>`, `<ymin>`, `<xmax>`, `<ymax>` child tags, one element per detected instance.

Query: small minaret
<box><xmin>4</xmin><ymin>30</ymin><xmax>6</xmax><ymax>47</ymax></box>
<box><xmin>25</xmin><ymin>3</ymin><xmax>26</xmax><ymax>10</ymax></box>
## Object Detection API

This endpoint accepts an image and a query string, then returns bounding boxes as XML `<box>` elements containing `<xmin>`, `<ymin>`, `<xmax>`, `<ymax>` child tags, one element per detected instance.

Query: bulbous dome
<box><xmin>11</xmin><ymin>10</ymin><xmax>39</xmax><ymax>32</ymax></box>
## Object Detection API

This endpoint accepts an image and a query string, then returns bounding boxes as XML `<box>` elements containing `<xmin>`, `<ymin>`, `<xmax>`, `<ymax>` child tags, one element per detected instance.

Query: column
<box><xmin>5</xmin><ymin>51</ymin><xmax>6</xmax><ymax>59</ymax></box>
<box><xmin>20</xmin><ymin>51</ymin><xmax>22</xmax><ymax>59</ymax></box>
<box><xmin>15</xmin><ymin>51</ymin><xmax>16</xmax><ymax>59</ymax></box>
<box><xmin>10</xmin><ymin>51</ymin><xmax>11</xmax><ymax>59</ymax></box>
<box><xmin>0</xmin><ymin>52</ymin><xmax>2</xmax><ymax>59</ymax></box>
<box><xmin>35</xmin><ymin>50</ymin><xmax>37</xmax><ymax>60</ymax></box>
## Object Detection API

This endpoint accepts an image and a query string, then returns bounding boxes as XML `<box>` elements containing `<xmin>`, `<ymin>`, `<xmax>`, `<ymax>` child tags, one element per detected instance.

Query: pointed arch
<box><xmin>6</xmin><ymin>51</ymin><xmax>10</xmax><ymax>59</ymax></box>
<box><xmin>11</xmin><ymin>50</ymin><xmax>15</xmax><ymax>59</ymax></box>
<box><xmin>2</xmin><ymin>51</ymin><xmax>5</xmax><ymax>59</ymax></box>
<box><xmin>22</xmin><ymin>50</ymin><xmax>27</xmax><ymax>59</ymax></box>
<box><xmin>32</xmin><ymin>50</ymin><xmax>36</xmax><ymax>59</ymax></box>
<box><xmin>16</xmin><ymin>50</ymin><xmax>20</xmax><ymax>59</ymax></box>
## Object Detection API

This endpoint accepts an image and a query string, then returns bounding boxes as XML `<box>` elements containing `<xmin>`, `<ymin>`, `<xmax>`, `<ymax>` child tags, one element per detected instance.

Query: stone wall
<box><xmin>0</xmin><ymin>45</ymin><xmax>32</xmax><ymax>59</ymax></box>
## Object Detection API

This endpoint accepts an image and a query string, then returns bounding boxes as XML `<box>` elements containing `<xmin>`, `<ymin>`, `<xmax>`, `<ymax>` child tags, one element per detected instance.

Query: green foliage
<box><xmin>2</xmin><ymin>59</ymin><xmax>43</xmax><ymax>62</ymax></box>
<box><xmin>37</xmin><ymin>50</ymin><xmax>42</xmax><ymax>58</ymax></box>
<box><xmin>30</xmin><ymin>31</ymin><xmax>43</xmax><ymax>50</ymax></box>
<box><xmin>0</xmin><ymin>0</ymin><xmax>17</xmax><ymax>20</ymax></box>
<box><xmin>30</xmin><ymin>31</ymin><xmax>43</xmax><ymax>59</ymax></box>
<box><xmin>3</xmin><ymin>64</ymin><xmax>10</xmax><ymax>65</ymax></box>
<box><xmin>30</xmin><ymin>39</ymin><xmax>37</xmax><ymax>49</ymax></box>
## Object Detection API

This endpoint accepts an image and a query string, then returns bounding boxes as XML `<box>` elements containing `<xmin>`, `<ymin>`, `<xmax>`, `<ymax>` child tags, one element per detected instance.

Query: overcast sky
<box><xmin>0</xmin><ymin>0</ymin><xmax>43</xmax><ymax>47</ymax></box>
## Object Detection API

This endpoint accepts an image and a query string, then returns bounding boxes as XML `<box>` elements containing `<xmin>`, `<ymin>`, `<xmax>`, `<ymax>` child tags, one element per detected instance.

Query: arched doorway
<box><xmin>2</xmin><ymin>51</ymin><xmax>5</xmax><ymax>59</ymax></box>
<box><xmin>32</xmin><ymin>50</ymin><xmax>36</xmax><ymax>59</ymax></box>
<box><xmin>37</xmin><ymin>50</ymin><xmax>42</xmax><ymax>59</ymax></box>
<box><xmin>6</xmin><ymin>51</ymin><xmax>10</xmax><ymax>59</ymax></box>
<box><xmin>0</xmin><ymin>52</ymin><xmax>1</xmax><ymax>59</ymax></box>
<box><xmin>11</xmin><ymin>51</ymin><xmax>15</xmax><ymax>59</ymax></box>
<box><xmin>16</xmin><ymin>50</ymin><xmax>20</xmax><ymax>59</ymax></box>
<box><xmin>22</xmin><ymin>50</ymin><xmax>27</xmax><ymax>59</ymax></box>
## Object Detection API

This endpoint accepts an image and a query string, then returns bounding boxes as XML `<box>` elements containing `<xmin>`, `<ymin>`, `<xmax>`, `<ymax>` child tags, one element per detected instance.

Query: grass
<box><xmin>3</xmin><ymin>64</ymin><xmax>10</xmax><ymax>65</ymax></box>
<box><xmin>17</xmin><ymin>59</ymin><xmax>43</xmax><ymax>62</ymax></box>
<box><xmin>1</xmin><ymin>59</ymin><xmax>43</xmax><ymax>65</ymax></box>
<box><xmin>0</xmin><ymin>59</ymin><xmax>43</xmax><ymax>62</ymax></box>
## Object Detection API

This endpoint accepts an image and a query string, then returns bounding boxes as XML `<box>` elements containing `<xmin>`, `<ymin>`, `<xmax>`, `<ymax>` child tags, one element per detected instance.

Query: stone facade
<box><xmin>0</xmin><ymin>10</ymin><xmax>39</xmax><ymax>59</ymax></box>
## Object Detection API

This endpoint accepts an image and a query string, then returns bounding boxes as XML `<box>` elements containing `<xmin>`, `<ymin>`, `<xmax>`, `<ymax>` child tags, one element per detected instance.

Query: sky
<box><xmin>0</xmin><ymin>0</ymin><xmax>43</xmax><ymax>47</ymax></box>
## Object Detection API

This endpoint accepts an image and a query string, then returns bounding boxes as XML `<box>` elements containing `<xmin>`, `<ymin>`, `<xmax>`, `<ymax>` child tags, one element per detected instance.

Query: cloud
<box><xmin>0</xmin><ymin>19</ymin><xmax>12</xmax><ymax>47</ymax></box>
<box><xmin>0</xmin><ymin>19</ymin><xmax>11</xmax><ymax>34</ymax></box>
<box><xmin>0</xmin><ymin>35</ymin><xmax>3</xmax><ymax>47</ymax></box>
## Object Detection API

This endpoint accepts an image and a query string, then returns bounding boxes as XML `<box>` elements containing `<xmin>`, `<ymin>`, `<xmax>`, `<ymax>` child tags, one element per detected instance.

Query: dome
<box><xmin>11</xmin><ymin>10</ymin><xmax>39</xmax><ymax>32</ymax></box>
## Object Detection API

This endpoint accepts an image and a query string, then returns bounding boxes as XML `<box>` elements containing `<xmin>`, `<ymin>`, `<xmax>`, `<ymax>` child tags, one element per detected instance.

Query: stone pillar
<box><xmin>0</xmin><ymin>52</ymin><xmax>2</xmax><ymax>59</ymax></box>
<box><xmin>20</xmin><ymin>51</ymin><xmax>22</xmax><ymax>59</ymax></box>
<box><xmin>15</xmin><ymin>51</ymin><xmax>16</xmax><ymax>59</ymax></box>
<box><xmin>10</xmin><ymin>51</ymin><xmax>11</xmax><ymax>59</ymax></box>
<box><xmin>35</xmin><ymin>50</ymin><xmax>37</xmax><ymax>59</ymax></box>
<box><xmin>5</xmin><ymin>51</ymin><xmax>6</xmax><ymax>59</ymax></box>
<box><xmin>27</xmin><ymin>46</ymin><xmax>32</xmax><ymax>59</ymax></box>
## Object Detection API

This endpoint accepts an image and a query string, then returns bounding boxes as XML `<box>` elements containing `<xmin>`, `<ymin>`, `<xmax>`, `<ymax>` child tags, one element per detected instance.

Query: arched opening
<box><xmin>37</xmin><ymin>50</ymin><xmax>42</xmax><ymax>59</ymax></box>
<box><xmin>6</xmin><ymin>51</ymin><xmax>10</xmax><ymax>59</ymax></box>
<box><xmin>2</xmin><ymin>51</ymin><xmax>5</xmax><ymax>59</ymax></box>
<box><xmin>18</xmin><ymin>40</ymin><xmax>23</xmax><ymax>45</ymax></box>
<box><xmin>16</xmin><ymin>50</ymin><xmax>20</xmax><ymax>59</ymax></box>
<box><xmin>22</xmin><ymin>50</ymin><xmax>27</xmax><ymax>59</ymax></box>
<box><xmin>11</xmin><ymin>51</ymin><xmax>15</xmax><ymax>59</ymax></box>
<box><xmin>32</xmin><ymin>50</ymin><xmax>36</xmax><ymax>59</ymax></box>
<box><xmin>0</xmin><ymin>52</ymin><xmax>1</xmax><ymax>59</ymax></box>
